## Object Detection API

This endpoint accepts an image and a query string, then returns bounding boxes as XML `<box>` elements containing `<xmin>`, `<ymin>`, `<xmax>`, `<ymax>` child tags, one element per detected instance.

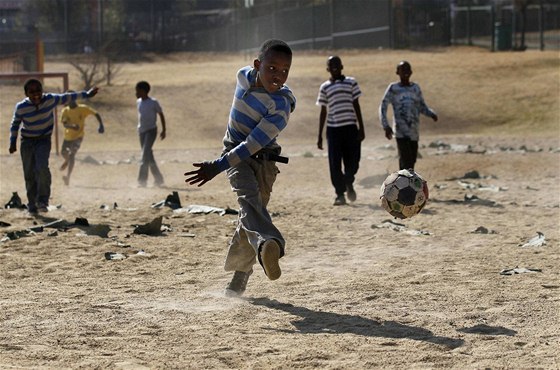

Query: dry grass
<box><xmin>1</xmin><ymin>46</ymin><xmax>558</xmax><ymax>153</ymax></box>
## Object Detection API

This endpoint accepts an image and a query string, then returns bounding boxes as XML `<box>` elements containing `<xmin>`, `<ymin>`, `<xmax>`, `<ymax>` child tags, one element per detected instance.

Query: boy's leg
<box><xmin>396</xmin><ymin>138</ymin><xmax>417</xmax><ymax>170</ymax></box>
<box><xmin>138</xmin><ymin>129</ymin><xmax>156</xmax><ymax>185</ymax></box>
<box><xmin>327</xmin><ymin>127</ymin><xmax>346</xmax><ymax>198</ymax></box>
<box><xmin>34</xmin><ymin>137</ymin><xmax>52</xmax><ymax>209</ymax></box>
<box><xmin>20</xmin><ymin>139</ymin><xmax>38</xmax><ymax>212</ymax></box>
<box><xmin>341</xmin><ymin>126</ymin><xmax>361</xmax><ymax>201</ymax></box>
<box><xmin>224</xmin><ymin>158</ymin><xmax>284</xmax><ymax>274</ymax></box>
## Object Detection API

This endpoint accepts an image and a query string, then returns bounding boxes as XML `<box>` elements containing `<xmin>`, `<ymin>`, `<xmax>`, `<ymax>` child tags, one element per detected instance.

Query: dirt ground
<box><xmin>0</xmin><ymin>47</ymin><xmax>559</xmax><ymax>369</ymax></box>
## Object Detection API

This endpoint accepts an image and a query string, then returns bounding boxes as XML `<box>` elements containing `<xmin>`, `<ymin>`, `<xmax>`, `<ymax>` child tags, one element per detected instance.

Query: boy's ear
<box><xmin>253</xmin><ymin>59</ymin><xmax>261</xmax><ymax>69</ymax></box>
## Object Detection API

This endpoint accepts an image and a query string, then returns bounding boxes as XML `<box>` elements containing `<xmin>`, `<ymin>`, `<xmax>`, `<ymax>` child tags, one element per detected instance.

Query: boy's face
<box><xmin>254</xmin><ymin>50</ymin><xmax>291</xmax><ymax>93</ymax></box>
<box><xmin>327</xmin><ymin>57</ymin><xmax>343</xmax><ymax>79</ymax></box>
<box><xmin>396</xmin><ymin>63</ymin><xmax>412</xmax><ymax>84</ymax></box>
<box><xmin>135</xmin><ymin>87</ymin><xmax>147</xmax><ymax>99</ymax></box>
<box><xmin>25</xmin><ymin>82</ymin><xmax>43</xmax><ymax>105</ymax></box>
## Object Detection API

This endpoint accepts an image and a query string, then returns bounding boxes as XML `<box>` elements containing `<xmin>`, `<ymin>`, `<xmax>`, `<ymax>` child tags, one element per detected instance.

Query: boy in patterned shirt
<box><xmin>9</xmin><ymin>79</ymin><xmax>98</xmax><ymax>213</ymax></box>
<box><xmin>60</xmin><ymin>94</ymin><xmax>105</xmax><ymax>186</ymax></box>
<box><xmin>379</xmin><ymin>60</ymin><xmax>438</xmax><ymax>170</ymax></box>
<box><xmin>184</xmin><ymin>39</ymin><xmax>296</xmax><ymax>297</ymax></box>
<box><xmin>317</xmin><ymin>56</ymin><xmax>365</xmax><ymax>206</ymax></box>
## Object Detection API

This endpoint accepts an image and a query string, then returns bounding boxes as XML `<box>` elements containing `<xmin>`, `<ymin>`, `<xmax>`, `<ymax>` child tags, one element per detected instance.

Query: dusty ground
<box><xmin>0</xmin><ymin>48</ymin><xmax>559</xmax><ymax>369</ymax></box>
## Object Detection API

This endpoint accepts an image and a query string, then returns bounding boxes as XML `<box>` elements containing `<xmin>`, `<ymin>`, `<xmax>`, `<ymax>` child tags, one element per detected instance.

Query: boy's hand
<box><xmin>184</xmin><ymin>161</ymin><xmax>220</xmax><ymax>187</ymax></box>
<box><xmin>86</xmin><ymin>87</ymin><xmax>99</xmax><ymax>98</ymax></box>
<box><xmin>432</xmin><ymin>114</ymin><xmax>439</xmax><ymax>122</ymax></box>
<box><xmin>358</xmin><ymin>129</ymin><xmax>365</xmax><ymax>142</ymax></box>
<box><xmin>384</xmin><ymin>127</ymin><xmax>393</xmax><ymax>140</ymax></box>
<box><xmin>98</xmin><ymin>125</ymin><xmax>105</xmax><ymax>134</ymax></box>
<box><xmin>317</xmin><ymin>135</ymin><xmax>323</xmax><ymax>150</ymax></box>
<box><xmin>9</xmin><ymin>143</ymin><xmax>16</xmax><ymax>154</ymax></box>
<box><xmin>160</xmin><ymin>130</ymin><xmax>166</xmax><ymax>140</ymax></box>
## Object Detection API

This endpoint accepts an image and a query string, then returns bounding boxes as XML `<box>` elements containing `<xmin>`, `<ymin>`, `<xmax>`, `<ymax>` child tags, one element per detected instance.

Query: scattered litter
<box><xmin>371</xmin><ymin>219</ymin><xmax>430</xmax><ymax>235</ymax></box>
<box><xmin>500</xmin><ymin>267</ymin><xmax>542</xmax><ymax>275</ymax></box>
<box><xmin>116</xmin><ymin>241</ymin><xmax>131</xmax><ymax>248</ymax></box>
<box><xmin>470</xmin><ymin>226</ymin><xmax>498</xmax><ymax>234</ymax></box>
<box><xmin>74</xmin><ymin>217</ymin><xmax>89</xmax><ymax>226</ymax></box>
<box><xmin>431</xmin><ymin>195</ymin><xmax>502</xmax><ymax>208</ymax></box>
<box><xmin>457</xmin><ymin>181</ymin><xmax>507</xmax><ymax>192</ymax></box>
<box><xmin>519</xmin><ymin>232</ymin><xmax>546</xmax><ymax>248</ymax></box>
<box><xmin>152</xmin><ymin>191</ymin><xmax>182</xmax><ymax>209</ymax></box>
<box><xmin>524</xmin><ymin>186</ymin><xmax>539</xmax><ymax>191</ymax></box>
<box><xmin>133</xmin><ymin>216</ymin><xmax>163</xmax><ymax>235</ymax></box>
<box><xmin>105</xmin><ymin>252</ymin><xmax>127</xmax><ymax>260</ymax></box>
<box><xmin>434</xmin><ymin>183</ymin><xmax>448</xmax><ymax>190</ymax></box>
<box><xmin>178</xmin><ymin>232</ymin><xmax>196</xmax><ymax>238</ymax></box>
<box><xmin>48</xmin><ymin>230</ymin><xmax>58</xmax><ymax>237</ymax></box>
<box><xmin>81</xmin><ymin>155</ymin><xmax>101</xmax><ymax>165</ymax></box>
<box><xmin>4</xmin><ymin>192</ymin><xmax>25</xmax><ymax>209</ymax></box>
<box><xmin>174</xmin><ymin>204</ymin><xmax>238</xmax><ymax>216</ymax></box>
<box><xmin>3</xmin><ymin>229</ymin><xmax>37</xmax><ymax>241</ymax></box>
<box><xmin>0</xmin><ymin>221</ymin><xmax>11</xmax><ymax>227</ymax></box>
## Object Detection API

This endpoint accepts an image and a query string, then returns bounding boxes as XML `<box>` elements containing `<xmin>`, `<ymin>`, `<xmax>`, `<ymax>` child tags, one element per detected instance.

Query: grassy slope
<box><xmin>0</xmin><ymin>47</ymin><xmax>558</xmax><ymax>152</ymax></box>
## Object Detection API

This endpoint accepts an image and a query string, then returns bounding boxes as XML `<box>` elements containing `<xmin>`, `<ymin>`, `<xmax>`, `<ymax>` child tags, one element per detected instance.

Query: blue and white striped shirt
<box><xmin>217</xmin><ymin>66</ymin><xmax>296</xmax><ymax>172</ymax></box>
<box><xmin>10</xmin><ymin>91</ymin><xmax>89</xmax><ymax>145</ymax></box>
<box><xmin>316</xmin><ymin>76</ymin><xmax>362</xmax><ymax>128</ymax></box>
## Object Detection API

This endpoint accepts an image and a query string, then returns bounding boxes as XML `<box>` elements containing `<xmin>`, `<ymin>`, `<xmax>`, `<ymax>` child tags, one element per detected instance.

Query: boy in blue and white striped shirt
<box><xmin>185</xmin><ymin>39</ymin><xmax>296</xmax><ymax>297</ymax></box>
<box><xmin>317</xmin><ymin>56</ymin><xmax>365</xmax><ymax>206</ymax></box>
<box><xmin>9</xmin><ymin>79</ymin><xmax>98</xmax><ymax>213</ymax></box>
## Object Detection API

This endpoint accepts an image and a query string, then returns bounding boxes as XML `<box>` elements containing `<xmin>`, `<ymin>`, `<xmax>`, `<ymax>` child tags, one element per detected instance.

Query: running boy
<box><xmin>184</xmin><ymin>39</ymin><xmax>296</xmax><ymax>297</ymax></box>
<box><xmin>379</xmin><ymin>60</ymin><xmax>438</xmax><ymax>170</ymax></box>
<box><xmin>9</xmin><ymin>79</ymin><xmax>98</xmax><ymax>213</ymax></box>
<box><xmin>317</xmin><ymin>55</ymin><xmax>365</xmax><ymax>206</ymax></box>
<box><xmin>136</xmin><ymin>81</ymin><xmax>166</xmax><ymax>187</ymax></box>
<box><xmin>60</xmin><ymin>94</ymin><xmax>105</xmax><ymax>186</ymax></box>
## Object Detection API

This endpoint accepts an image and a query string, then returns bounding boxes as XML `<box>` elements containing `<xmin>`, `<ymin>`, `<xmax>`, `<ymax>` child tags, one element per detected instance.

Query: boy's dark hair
<box><xmin>397</xmin><ymin>60</ymin><xmax>411</xmax><ymax>70</ymax></box>
<box><xmin>24</xmin><ymin>79</ymin><xmax>42</xmax><ymax>93</ymax></box>
<box><xmin>136</xmin><ymin>81</ymin><xmax>151</xmax><ymax>93</ymax></box>
<box><xmin>258</xmin><ymin>39</ymin><xmax>292</xmax><ymax>61</ymax></box>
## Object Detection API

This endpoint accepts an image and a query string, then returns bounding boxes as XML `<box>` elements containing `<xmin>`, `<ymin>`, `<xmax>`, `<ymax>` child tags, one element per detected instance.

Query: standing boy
<box><xmin>60</xmin><ymin>94</ymin><xmax>105</xmax><ymax>186</ymax></box>
<box><xmin>184</xmin><ymin>39</ymin><xmax>296</xmax><ymax>297</ymax></box>
<box><xmin>9</xmin><ymin>79</ymin><xmax>98</xmax><ymax>213</ymax></box>
<box><xmin>136</xmin><ymin>81</ymin><xmax>166</xmax><ymax>187</ymax></box>
<box><xmin>379</xmin><ymin>60</ymin><xmax>438</xmax><ymax>170</ymax></box>
<box><xmin>317</xmin><ymin>55</ymin><xmax>365</xmax><ymax>206</ymax></box>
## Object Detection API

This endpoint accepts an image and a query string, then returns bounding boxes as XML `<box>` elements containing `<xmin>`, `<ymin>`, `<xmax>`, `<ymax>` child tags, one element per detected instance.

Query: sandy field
<box><xmin>0</xmin><ymin>47</ymin><xmax>559</xmax><ymax>369</ymax></box>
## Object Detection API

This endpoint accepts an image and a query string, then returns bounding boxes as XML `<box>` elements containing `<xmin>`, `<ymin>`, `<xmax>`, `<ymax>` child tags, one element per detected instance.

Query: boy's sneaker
<box><xmin>333</xmin><ymin>194</ymin><xmax>346</xmax><ymax>206</ymax></box>
<box><xmin>346</xmin><ymin>184</ymin><xmax>357</xmax><ymax>202</ymax></box>
<box><xmin>259</xmin><ymin>240</ymin><xmax>282</xmax><ymax>280</ymax></box>
<box><xmin>225</xmin><ymin>269</ymin><xmax>253</xmax><ymax>297</ymax></box>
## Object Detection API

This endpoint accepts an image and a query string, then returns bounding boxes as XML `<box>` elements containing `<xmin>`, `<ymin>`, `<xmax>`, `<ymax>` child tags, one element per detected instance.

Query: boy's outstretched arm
<box><xmin>184</xmin><ymin>161</ymin><xmax>220</xmax><ymax>187</ymax></box>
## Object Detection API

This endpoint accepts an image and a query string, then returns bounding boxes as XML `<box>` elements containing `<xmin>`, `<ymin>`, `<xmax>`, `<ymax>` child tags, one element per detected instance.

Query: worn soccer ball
<box><xmin>380</xmin><ymin>169</ymin><xmax>429</xmax><ymax>219</ymax></box>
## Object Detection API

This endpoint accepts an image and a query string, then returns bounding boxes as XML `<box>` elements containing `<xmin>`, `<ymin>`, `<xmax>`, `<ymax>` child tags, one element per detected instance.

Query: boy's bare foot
<box><xmin>259</xmin><ymin>240</ymin><xmax>281</xmax><ymax>280</ymax></box>
<box><xmin>62</xmin><ymin>176</ymin><xmax>69</xmax><ymax>186</ymax></box>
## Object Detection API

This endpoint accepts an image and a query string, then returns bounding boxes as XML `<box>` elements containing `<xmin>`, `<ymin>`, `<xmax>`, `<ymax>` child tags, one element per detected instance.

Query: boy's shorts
<box><xmin>61</xmin><ymin>138</ymin><xmax>83</xmax><ymax>155</ymax></box>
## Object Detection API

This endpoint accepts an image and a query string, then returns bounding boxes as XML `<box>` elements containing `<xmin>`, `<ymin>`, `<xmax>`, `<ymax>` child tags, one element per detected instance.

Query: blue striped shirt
<box><xmin>316</xmin><ymin>76</ymin><xmax>362</xmax><ymax>128</ymax></box>
<box><xmin>10</xmin><ymin>91</ymin><xmax>89</xmax><ymax>144</ymax></box>
<box><xmin>217</xmin><ymin>66</ymin><xmax>296</xmax><ymax>172</ymax></box>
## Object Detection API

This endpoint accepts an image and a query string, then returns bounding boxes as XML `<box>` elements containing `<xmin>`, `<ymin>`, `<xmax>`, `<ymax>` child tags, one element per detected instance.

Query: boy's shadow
<box><xmin>249</xmin><ymin>297</ymin><xmax>464</xmax><ymax>349</ymax></box>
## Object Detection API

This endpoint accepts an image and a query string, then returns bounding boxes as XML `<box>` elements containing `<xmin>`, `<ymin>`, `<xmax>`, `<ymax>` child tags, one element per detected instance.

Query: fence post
<box><xmin>467</xmin><ymin>1</ymin><xmax>472</xmax><ymax>46</ymax></box>
<box><xmin>329</xmin><ymin>0</ymin><xmax>334</xmax><ymax>49</ymax></box>
<box><xmin>491</xmin><ymin>5</ymin><xmax>496</xmax><ymax>52</ymax></box>
<box><xmin>539</xmin><ymin>0</ymin><xmax>544</xmax><ymax>50</ymax></box>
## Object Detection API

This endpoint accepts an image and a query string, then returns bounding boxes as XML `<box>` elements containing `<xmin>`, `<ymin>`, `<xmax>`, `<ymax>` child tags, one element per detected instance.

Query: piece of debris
<box><xmin>500</xmin><ymin>267</ymin><xmax>542</xmax><ymax>275</ymax></box>
<box><xmin>133</xmin><ymin>216</ymin><xmax>163</xmax><ymax>235</ymax></box>
<box><xmin>82</xmin><ymin>155</ymin><xmax>101</xmax><ymax>165</ymax></box>
<box><xmin>371</xmin><ymin>219</ymin><xmax>430</xmax><ymax>235</ymax></box>
<box><xmin>105</xmin><ymin>252</ymin><xmax>127</xmax><ymax>260</ymax></box>
<box><xmin>470</xmin><ymin>226</ymin><xmax>497</xmax><ymax>234</ymax></box>
<box><xmin>4</xmin><ymin>192</ymin><xmax>25</xmax><ymax>209</ymax></box>
<box><xmin>174</xmin><ymin>204</ymin><xmax>238</xmax><ymax>216</ymax></box>
<box><xmin>519</xmin><ymin>232</ymin><xmax>546</xmax><ymax>248</ymax></box>
<box><xmin>152</xmin><ymin>191</ymin><xmax>182</xmax><ymax>210</ymax></box>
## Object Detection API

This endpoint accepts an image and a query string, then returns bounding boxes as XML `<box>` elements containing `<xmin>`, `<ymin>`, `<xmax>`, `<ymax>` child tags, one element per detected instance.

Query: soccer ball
<box><xmin>380</xmin><ymin>169</ymin><xmax>429</xmax><ymax>219</ymax></box>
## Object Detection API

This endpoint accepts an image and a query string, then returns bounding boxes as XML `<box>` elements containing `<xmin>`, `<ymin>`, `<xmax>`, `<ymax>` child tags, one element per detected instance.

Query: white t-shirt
<box><xmin>137</xmin><ymin>97</ymin><xmax>162</xmax><ymax>133</ymax></box>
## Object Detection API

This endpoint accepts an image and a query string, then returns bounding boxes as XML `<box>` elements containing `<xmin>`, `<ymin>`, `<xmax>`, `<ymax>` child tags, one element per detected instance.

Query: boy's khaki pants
<box><xmin>224</xmin><ymin>157</ymin><xmax>284</xmax><ymax>273</ymax></box>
